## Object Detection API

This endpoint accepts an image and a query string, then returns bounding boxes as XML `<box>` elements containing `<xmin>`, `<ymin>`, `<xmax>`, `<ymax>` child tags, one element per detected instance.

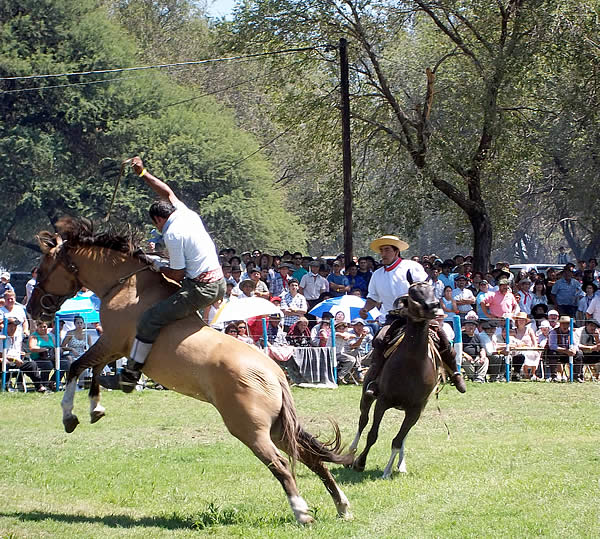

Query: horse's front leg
<box><xmin>60</xmin><ymin>338</ymin><xmax>113</xmax><ymax>433</ymax></box>
<box><xmin>89</xmin><ymin>366</ymin><xmax>106</xmax><ymax>424</ymax></box>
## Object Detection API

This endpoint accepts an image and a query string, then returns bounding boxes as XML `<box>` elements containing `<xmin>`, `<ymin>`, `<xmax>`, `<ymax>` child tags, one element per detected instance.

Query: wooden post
<box><xmin>340</xmin><ymin>38</ymin><xmax>353</xmax><ymax>267</ymax></box>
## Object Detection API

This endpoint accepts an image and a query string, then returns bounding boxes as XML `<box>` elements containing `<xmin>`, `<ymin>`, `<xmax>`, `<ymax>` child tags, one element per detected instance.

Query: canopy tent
<box><xmin>56</xmin><ymin>296</ymin><xmax>100</xmax><ymax>324</ymax></box>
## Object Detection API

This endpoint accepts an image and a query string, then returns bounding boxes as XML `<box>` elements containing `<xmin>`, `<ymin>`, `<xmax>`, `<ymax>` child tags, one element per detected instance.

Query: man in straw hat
<box><xmin>358</xmin><ymin>235</ymin><xmax>466</xmax><ymax>396</ymax></box>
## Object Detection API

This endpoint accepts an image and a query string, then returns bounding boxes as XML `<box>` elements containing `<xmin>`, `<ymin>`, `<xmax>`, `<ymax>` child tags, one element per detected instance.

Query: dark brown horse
<box><xmin>27</xmin><ymin>218</ymin><xmax>353</xmax><ymax>524</ymax></box>
<box><xmin>349</xmin><ymin>282</ymin><xmax>445</xmax><ymax>478</ymax></box>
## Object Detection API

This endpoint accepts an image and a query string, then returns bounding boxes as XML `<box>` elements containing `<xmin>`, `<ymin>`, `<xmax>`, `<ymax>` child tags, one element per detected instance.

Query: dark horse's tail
<box><xmin>278</xmin><ymin>379</ymin><xmax>353</xmax><ymax>468</ymax></box>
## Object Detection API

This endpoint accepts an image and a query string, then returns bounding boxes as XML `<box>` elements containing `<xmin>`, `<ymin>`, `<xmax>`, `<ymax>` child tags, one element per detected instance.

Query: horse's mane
<box><xmin>39</xmin><ymin>216</ymin><xmax>153</xmax><ymax>265</ymax></box>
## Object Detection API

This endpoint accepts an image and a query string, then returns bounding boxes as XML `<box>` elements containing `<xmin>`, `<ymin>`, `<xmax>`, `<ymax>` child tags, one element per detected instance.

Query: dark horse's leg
<box><xmin>352</xmin><ymin>398</ymin><xmax>389</xmax><ymax>472</ymax></box>
<box><xmin>89</xmin><ymin>365</ymin><xmax>106</xmax><ymax>424</ymax></box>
<box><xmin>381</xmin><ymin>406</ymin><xmax>421</xmax><ymax>479</ymax></box>
<box><xmin>349</xmin><ymin>389</ymin><xmax>376</xmax><ymax>453</ymax></box>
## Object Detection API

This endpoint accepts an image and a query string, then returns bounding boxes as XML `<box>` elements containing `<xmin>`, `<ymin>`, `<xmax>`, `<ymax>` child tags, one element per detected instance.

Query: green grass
<box><xmin>0</xmin><ymin>382</ymin><xmax>598</xmax><ymax>537</ymax></box>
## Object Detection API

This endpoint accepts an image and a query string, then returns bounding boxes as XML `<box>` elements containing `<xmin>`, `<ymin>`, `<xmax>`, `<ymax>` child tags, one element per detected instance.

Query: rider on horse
<box><xmin>359</xmin><ymin>235</ymin><xmax>466</xmax><ymax>397</ymax></box>
<box><xmin>120</xmin><ymin>156</ymin><xmax>226</xmax><ymax>391</ymax></box>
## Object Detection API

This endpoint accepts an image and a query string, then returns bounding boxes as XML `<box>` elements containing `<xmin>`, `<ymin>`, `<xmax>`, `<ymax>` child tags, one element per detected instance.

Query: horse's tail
<box><xmin>278</xmin><ymin>378</ymin><xmax>353</xmax><ymax>468</ymax></box>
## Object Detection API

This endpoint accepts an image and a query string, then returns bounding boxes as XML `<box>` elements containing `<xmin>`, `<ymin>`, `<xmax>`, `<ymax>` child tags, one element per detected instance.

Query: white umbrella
<box><xmin>308</xmin><ymin>295</ymin><xmax>381</xmax><ymax>322</ymax></box>
<box><xmin>210</xmin><ymin>297</ymin><xmax>282</xmax><ymax>325</ymax></box>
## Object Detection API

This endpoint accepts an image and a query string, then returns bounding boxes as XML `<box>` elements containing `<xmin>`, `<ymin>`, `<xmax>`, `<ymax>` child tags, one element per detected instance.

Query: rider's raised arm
<box><xmin>131</xmin><ymin>156</ymin><xmax>178</xmax><ymax>206</ymax></box>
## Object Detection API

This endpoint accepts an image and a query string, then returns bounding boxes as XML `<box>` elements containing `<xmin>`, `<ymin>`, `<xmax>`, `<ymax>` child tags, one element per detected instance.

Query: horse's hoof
<box><xmin>382</xmin><ymin>472</ymin><xmax>393</xmax><ymax>480</ymax></box>
<box><xmin>90</xmin><ymin>410</ymin><xmax>105</xmax><ymax>424</ymax></box>
<box><xmin>298</xmin><ymin>514</ymin><xmax>315</xmax><ymax>526</ymax></box>
<box><xmin>352</xmin><ymin>460</ymin><xmax>365</xmax><ymax>472</ymax></box>
<box><xmin>338</xmin><ymin>510</ymin><xmax>354</xmax><ymax>521</ymax></box>
<box><xmin>64</xmin><ymin>415</ymin><xmax>80</xmax><ymax>433</ymax></box>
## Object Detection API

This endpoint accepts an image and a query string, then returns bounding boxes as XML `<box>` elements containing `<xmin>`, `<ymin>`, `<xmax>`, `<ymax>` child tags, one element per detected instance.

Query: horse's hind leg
<box><xmin>296</xmin><ymin>448</ymin><xmax>352</xmax><ymax>520</ymax></box>
<box><xmin>89</xmin><ymin>366</ymin><xmax>106</xmax><ymax>424</ymax></box>
<box><xmin>382</xmin><ymin>407</ymin><xmax>421</xmax><ymax>479</ymax></box>
<box><xmin>61</xmin><ymin>376</ymin><xmax>80</xmax><ymax>433</ymax></box>
<box><xmin>349</xmin><ymin>392</ymin><xmax>376</xmax><ymax>453</ymax></box>
<box><xmin>352</xmin><ymin>398</ymin><xmax>388</xmax><ymax>472</ymax></box>
<box><xmin>246</xmin><ymin>433</ymin><xmax>314</xmax><ymax>525</ymax></box>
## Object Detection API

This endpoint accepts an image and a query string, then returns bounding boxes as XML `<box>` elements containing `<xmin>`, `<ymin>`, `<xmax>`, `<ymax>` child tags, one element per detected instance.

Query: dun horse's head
<box><xmin>28</xmin><ymin>230</ymin><xmax>82</xmax><ymax>322</ymax></box>
<box><xmin>394</xmin><ymin>282</ymin><xmax>438</xmax><ymax>322</ymax></box>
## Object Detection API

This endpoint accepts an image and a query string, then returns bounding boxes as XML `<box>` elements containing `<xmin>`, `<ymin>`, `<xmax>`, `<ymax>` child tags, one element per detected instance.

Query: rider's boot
<box><xmin>120</xmin><ymin>338</ymin><xmax>152</xmax><ymax>393</ymax></box>
<box><xmin>363</xmin><ymin>325</ymin><xmax>392</xmax><ymax>397</ymax></box>
<box><xmin>434</xmin><ymin>328</ymin><xmax>467</xmax><ymax>394</ymax></box>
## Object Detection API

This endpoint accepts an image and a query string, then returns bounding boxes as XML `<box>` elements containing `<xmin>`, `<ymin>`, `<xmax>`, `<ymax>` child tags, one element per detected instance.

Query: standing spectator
<box><xmin>0</xmin><ymin>272</ymin><xmax>14</xmax><ymax>297</ymax></box>
<box><xmin>578</xmin><ymin>319</ymin><xmax>600</xmax><ymax>374</ymax></box>
<box><xmin>478</xmin><ymin>320</ymin><xmax>503</xmax><ymax>382</ymax></box>
<box><xmin>299</xmin><ymin>261</ymin><xmax>329</xmax><ymax>310</ymax></box>
<box><xmin>346</xmin><ymin>318</ymin><xmax>373</xmax><ymax>380</ymax></box>
<box><xmin>280</xmin><ymin>279</ymin><xmax>308</xmax><ymax>332</ymax></box>
<box><xmin>344</xmin><ymin>264</ymin><xmax>361</xmax><ymax>296</ymax></box>
<box><xmin>230</xmin><ymin>265</ymin><xmax>242</xmax><ymax>285</ymax></box>
<box><xmin>269</xmin><ymin>263</ymin><xmax>292</xmax><ymax>297</ymax></box>
<box><xmin>355</xmin><ymin>257</ymin><xmax>372</xmax><ymax>296</ymax></box>
<box><xmin>476</xmin><ymin>280</ymin><xmax>494</xmax><ymax>320</ymax></box>
<box><xmin>586</xmin><ymin>289</ymin><xmax>600</xmax><ymax>324</ymax></box>
<box><xmin>440</xmin><ymin>285</ymin><xmax>459</xmax><ymax>320</ymax></box>
<box><xmin>428</xmin><ymin>265</ymin><xmax>445</xmax><ymax>300</ymax></box>
<box><xmin>577</xmin><ymin>283</ymin><xmax>597</xmax><ymax>323</ymax></box>
<box><xmin>0</xmin><ymin>290</ymin><xmax>29</xmax><ymax>344</ymax></box>
<box><xmin>481</xmin><ymin>278</ymin><xmax>519</xmax><ymax>324</ymax></box>
<box><xmin>551</xmin><ymin>267</ymin><xmax>582</xmax><ymax>317</ymax></box>
<box><xmin>452</xmin><ymin>275</ymin><xmax>476</xmax><ymax>319</ymax></box>
<box><xmin>292</xmin><ymin>256</ymin><xmax>311</xmax><ymax>282</ymax></box>
<box><xmin>221</xmin><ymin>264</ymin><xmax>236</xmax><ymax>286</ymax></box>
<box><xmin>557</xmin><ymin>246</ymin><xmax>569</xmax><ymax>265</ymax></box>
<box><xmin>327</xmin><ymin>260</ymin><xmax>350</xmax><ymax>297</ymax></box>
<box><xmin>517</xmin><ymin>277</ymin><xmax>534</xmax><ymax>315</ymax></box>
<box><xmin>544</xmin><ymin>268</ymin><xmax>559</xmax><ymax>306</ymax></box>
<box><xmin>531</xmin><ymin>281</ymin><xmax>549</xmax><ymax>309</ymax></box>
<box><xmin>439</xmin><ymin>260</ymin><xmax>456</xmax><ymax>289</ymax></box>
<box><xmin>432</xmin><ymin>308</ymin><xmax>455</xmax><ymax>342</ymax></box>
<box><xmin>24</xmin><ymin>267</ymin><xmax>38</xmax><ymax>305</ymax></box>
<box><xmin>249</xmin><ymin>268</ymin><xmax>270</xmax><ymax>299</ymax></box>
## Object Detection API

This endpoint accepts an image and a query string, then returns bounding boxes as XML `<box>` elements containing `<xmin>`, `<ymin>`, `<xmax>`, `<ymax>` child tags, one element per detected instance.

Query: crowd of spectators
<box><xmin>3</xmin><ymin>247</ymin><xmax>600</xmax><ymax>390</ymax></box>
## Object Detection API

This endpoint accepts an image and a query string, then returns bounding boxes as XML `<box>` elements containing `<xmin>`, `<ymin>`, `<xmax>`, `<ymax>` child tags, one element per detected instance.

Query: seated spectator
<box><xmin>350</xmin><ymin>287</ymin><xmax>363</xmax><ymax>297</ymax></box>
<box><xmin>440</xmin><ymin>285</ymin><xmax>459</xmax><ymax>321</ymax></box>
<box><xmin>452</xmin><ymin>275</ymin><xmax>476</xmax><ymax>319</ymax></box>
<box><xmin>286</xmin><ymin>317</ymin><xmax>312</xmax><ymax>347</ymax></box>
<box><xmin>1</xmin><ymin>317</ymin><xmax>47</xmax><ymax>392</ymax></box>
<box><xmin>345</xmin><ymin>318</ymin><xmax>373</xmax><ymax>381</ymax></box>
<box><xmin>547</xmin><ymin>309</ymin><xmax>560</xmax><ymax>329</ymax></box>
<box><xmin>280</xmin><ymin>279</ymin><xmax>307</xmax><ymax>332</ymax></box>
<box><xmin>224</xmin><ymin>323</ymin><xmax>240</xmax><ymax>337</ymax></box>
<box><xmin>530</xmin><ymin>303</ymin><xmax>548</xmax><ymax>331</ymax></box>
<box><xmin>547</xmin><ymin>315</ymin><xmax>584</xmax><ymax>382</ymax></box>
<box><xmin>577</xmin><ymin>319</ymin><xmax>600</xmax><ymax>375</ymax></box>
<box><xmin>61</xmin><ymin>315</ymin><xmax>93</xmax><ymax>361</ymax></box>
<box><xmin>310</xmin><ymin>312</ymin><xmax>333</xmax><ymax>346</ymax></box>
<box><xmin>478</xmin><ymin>320</ymin><xmax>503</xmax><ymax>382</ymax></box>
<box><xmin>461</xmin><ymin>317</ymin><xmax>488</xmax><ymax>383</ymax></box>
<box><xmin>264</xmin><ymin>313</ymin><xmax>288</xmax><ymax>346</ymax></box>
<box><xmin>333</xmin><ymin>321</ymin><xmax>357</xmax><ymax>384</ymax></box>
<box><xmin>513</xmin><ymin>312</ymin><xmax>540</xmax><ymax>380</ymax></box>
<box><xmin>234</xmin><ymin>320</ymin><xmax>255</xmax><ymax>345</ymax></box>
<box><xmin>28</xmin><ymin>320</ymin><xmax>69</xmax><ymax>386</ymax></box>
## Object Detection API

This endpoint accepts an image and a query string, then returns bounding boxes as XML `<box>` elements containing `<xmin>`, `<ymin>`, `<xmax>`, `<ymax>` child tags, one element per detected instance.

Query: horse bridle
<box><xmin>35</xmin><ymin>239</ymin><xmax>150</xmax><ymax>317</ymax></box>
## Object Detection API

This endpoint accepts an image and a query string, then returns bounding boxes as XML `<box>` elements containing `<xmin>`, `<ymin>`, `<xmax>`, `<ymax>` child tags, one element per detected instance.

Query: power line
<box><xmin>0</xmin><ymin>46</ymin><xmax>327</xmax><ymax>82</ymax></box>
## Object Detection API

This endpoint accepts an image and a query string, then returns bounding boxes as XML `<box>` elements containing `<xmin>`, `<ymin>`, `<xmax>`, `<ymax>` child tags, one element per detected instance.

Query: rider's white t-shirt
<box><xmin>162</xmin><ymin>200</ymin><xmax>222</xmax><ymax>280</ymax></box>
<box><xmin>367</xmin><ymin>259</ymin><xmax>428</xmax><ymax>323</ymax></box>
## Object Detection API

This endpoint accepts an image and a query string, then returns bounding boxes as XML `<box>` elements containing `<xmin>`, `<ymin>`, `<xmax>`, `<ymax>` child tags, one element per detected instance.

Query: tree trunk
<box><xmin>469</xmin><ymin>209</ymin><xmax>493</xmax><ymax>273</ymax></box>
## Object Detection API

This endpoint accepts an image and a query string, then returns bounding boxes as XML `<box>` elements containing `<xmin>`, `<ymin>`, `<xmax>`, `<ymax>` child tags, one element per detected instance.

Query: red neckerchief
<box><xmin>384</xmin><ymin>257</ymin><xmax>402</xmax><ymax>272</ymax></box>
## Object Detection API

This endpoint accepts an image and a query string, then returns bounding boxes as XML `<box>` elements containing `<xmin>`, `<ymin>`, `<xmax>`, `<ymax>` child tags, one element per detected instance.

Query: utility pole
<box><xmin>339</xmin><ymin>38</ymin><xmax>353</xmax><ymax>267</ymax></box>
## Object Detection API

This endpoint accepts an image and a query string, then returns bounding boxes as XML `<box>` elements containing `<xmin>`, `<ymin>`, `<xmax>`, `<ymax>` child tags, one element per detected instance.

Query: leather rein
<box><xmin>35</xmin><ymin>240</ymin><xmax>150</xmax><ymax>317</ymax></box>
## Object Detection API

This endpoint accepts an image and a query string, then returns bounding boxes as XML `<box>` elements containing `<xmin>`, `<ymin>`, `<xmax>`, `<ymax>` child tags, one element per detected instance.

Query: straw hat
<box><xmin>369</xmin><ymin>235</ymin><xmax>409</xmax><ymax>253</ymax></box>
<box><xmin>514</xmin><ymin>311</ymin><xmax>529</xmax><ymax>320</ymax></box>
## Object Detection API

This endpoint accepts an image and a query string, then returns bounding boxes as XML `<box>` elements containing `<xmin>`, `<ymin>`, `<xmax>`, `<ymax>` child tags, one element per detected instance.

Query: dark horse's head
<box><xmin>394</xmin><ymin>282</ymin><xmax>439</xmax><ymax>322</ymax></box>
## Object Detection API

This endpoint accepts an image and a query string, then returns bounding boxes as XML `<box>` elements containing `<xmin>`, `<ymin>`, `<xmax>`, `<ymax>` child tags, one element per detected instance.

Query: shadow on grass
<box><xmin>1</xmin><ymin>504</ymin><xmax>292</xmax><ymax>531</ymax></box>
<box><xmin>331</xmin><ymin>465</ymin><xmax>384</xmax><ymax>484</ymax></box>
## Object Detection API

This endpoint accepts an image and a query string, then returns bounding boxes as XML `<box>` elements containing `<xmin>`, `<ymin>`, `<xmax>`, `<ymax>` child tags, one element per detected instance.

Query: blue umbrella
<box><xmin>56</xmin><ymin>296</ymin><xmax>100</xmax><ymax>324</ymax></box>
<box><xmin>309</xmin><ymin>295</ymin><xmax>380</xmax><ymax>322</ymax></box>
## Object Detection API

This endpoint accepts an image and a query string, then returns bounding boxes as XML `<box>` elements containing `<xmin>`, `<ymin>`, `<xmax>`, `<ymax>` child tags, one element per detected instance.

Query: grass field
<box><xmin>0</xmin><ymin>382</ymin><xmax>598</xmax><ymax>538</ymax></box>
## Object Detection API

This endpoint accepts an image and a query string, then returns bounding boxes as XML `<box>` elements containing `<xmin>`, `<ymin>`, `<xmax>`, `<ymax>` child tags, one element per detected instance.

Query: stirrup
<box><xmin>119</xmin><ymin>362</ymin><xmax>143</xmax><ymax>394</ymax></box>
<box><xmin>364</xmin><ymin>380</ymin><xmax>378</xmax><ymax>397</ymax></box>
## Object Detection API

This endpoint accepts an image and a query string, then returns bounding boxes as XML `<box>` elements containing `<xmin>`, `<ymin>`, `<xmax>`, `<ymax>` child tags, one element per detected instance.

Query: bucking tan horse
<box><xmin>27</xmin><ymin>217</ymin><xmax>352</xmax><ymax>525</ymax></box>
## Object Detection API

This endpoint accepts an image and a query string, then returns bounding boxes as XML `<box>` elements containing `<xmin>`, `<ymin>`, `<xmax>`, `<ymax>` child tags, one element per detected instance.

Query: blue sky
<box><xmin>207</xmin><ymin>0</ymin><xmax>237</xmax><ymax>18</ymax></box>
